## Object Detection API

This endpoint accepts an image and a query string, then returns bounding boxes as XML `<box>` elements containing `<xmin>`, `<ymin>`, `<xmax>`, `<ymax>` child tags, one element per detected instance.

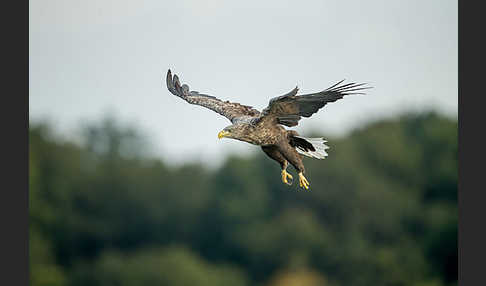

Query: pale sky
<box><xmin>29</xmin><ymin>0</ymin><xmax>457</xmax><ymax>166</ymax></box>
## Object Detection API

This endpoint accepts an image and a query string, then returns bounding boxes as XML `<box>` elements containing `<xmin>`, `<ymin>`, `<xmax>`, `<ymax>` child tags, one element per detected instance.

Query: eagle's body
<box><xmin>223</xmin><ymin>119</ymin><xmax>286</xmax><ymax>146</ymax></box>
<box><xmin>166</xmin><ymin>69</ymin><xmax>370</xmax><ymax>190</ymax></box>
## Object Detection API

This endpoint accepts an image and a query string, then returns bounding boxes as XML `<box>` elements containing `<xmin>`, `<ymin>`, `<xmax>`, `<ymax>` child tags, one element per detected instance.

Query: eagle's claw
<box><xmin>281</xmin><ymin>169</ymin><xmax>293</xmax><ymax>185</ymax></box>
<box><xmin>298</xmin><ymin>172</ymin><xmax>310</xmax><ymax>190</ymax></box>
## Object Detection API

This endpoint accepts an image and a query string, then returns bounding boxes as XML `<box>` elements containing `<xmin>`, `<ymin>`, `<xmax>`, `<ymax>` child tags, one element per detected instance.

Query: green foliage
<box><xmin>30</xmin><ymin>227</ymin><xmax>67</xmax><ymax>286</ymax></box>
<box><xmin>69</xmin><ymin>246</ymin><xmax>248</xmax><ymax>286</ymax></box>
<box><xmin>29</xmin><ymin>111</ymin><xmax>457</xmax><ymax>286</ymax></box>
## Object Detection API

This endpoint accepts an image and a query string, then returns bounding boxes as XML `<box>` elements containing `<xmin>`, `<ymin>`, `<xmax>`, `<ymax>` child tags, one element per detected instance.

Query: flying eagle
<box><xmin>166</xmin><ymin>69</ymin><xmax>370</xmax><ymax>190</ymax></box>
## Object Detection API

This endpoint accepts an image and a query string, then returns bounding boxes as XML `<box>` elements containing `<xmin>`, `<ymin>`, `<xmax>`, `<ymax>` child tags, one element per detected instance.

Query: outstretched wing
<box><xmin>259</xmin><ymin>80</ymin><xmax>371</xmax><ymax>127</ymax></box>
<box><xmin>166</xmin><ymin>69</ymin><xmax>260</xmax><ymax>123</ymax></box>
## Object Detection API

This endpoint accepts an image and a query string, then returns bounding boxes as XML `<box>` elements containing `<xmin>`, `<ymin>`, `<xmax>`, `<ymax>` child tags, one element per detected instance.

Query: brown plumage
<box><xmin>166</xmin><ymin>69</ymin><xmax>371</xmax><ymax>190</ymax></box>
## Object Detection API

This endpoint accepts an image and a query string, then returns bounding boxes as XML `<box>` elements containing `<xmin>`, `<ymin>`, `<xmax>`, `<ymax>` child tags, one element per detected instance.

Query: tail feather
<box><xmin>291</xmin><ymin>136</ymin><xmax>330</xmax><ymax>159</ymax></box>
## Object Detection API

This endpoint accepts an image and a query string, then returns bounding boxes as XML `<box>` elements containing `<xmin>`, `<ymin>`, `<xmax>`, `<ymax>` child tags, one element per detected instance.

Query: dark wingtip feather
<box><xmin>324</xmin><ymin>79</ymin><xmax>346</xmax><ymax>91</ymax></box>
<box><xmin>328</xmin><ymin>81</ymin><xmax>373</xmax><ymax>95</ymax></box>
<box><xmin>166</xmin><ymin>69</ymin><xmax>176</xmax><ymax>93</ymax></box>
<box><xmin>330</xmin><ymin>82</ymin><xmax>360</xmax><ymax>92</ymax></box>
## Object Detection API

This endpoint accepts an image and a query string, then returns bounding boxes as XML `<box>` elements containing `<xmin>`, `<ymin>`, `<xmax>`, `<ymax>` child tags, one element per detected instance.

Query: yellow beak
<box><xmin>218</xmin><ymin>130</ymin><xmax>230</xmax><ymax>139</ymax></box>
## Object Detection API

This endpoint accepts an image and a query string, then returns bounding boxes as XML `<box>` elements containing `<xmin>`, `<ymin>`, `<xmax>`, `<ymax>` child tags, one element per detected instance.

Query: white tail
<box><xmin>294</xmin><ymin>136</ymin><xmax>330</xmax><ymax>159</ymax></box>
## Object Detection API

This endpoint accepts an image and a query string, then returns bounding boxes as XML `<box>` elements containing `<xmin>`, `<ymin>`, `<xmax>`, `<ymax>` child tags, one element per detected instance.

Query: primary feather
<box><xmin>166</xmin><ymin>69</ymin><xmax>260</xmax><ymax>123</ymax></box>
<box><xmin>259</xmin><ymin>80</ymin><xmax>371</xmax><ymax>127</ymax></box>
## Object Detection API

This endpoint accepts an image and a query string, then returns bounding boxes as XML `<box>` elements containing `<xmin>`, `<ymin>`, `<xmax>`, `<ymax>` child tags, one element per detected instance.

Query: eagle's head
<box><xmin>218</xmin><ymin>124</ymin><xmax>252</xmax><ymax>142</ymax></box>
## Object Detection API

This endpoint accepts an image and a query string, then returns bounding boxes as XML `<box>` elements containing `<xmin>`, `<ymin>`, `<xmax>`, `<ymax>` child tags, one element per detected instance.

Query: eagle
<box><xmin>166</xmin><ymin>69</ymin><xmax>370</xmax><ymax>190</ymax></box>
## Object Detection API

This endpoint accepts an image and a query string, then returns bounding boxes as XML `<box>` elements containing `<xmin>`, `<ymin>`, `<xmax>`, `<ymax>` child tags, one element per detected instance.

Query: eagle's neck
<box><xmin>233</xmin><ymin>124</ymin><xmax>272</xmax><ymax>146</ymax></box>
<box><xmin>231</xmin><ymin>125</ymin><xmax>261</xmax><ymax>145</ymax></box>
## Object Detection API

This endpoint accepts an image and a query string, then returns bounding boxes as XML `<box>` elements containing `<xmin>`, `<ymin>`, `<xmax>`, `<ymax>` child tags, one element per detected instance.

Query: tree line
<box><xmin>29</xmin><ymin>111</ymin><xmax>457</xmax><ymax>286</ymax></box>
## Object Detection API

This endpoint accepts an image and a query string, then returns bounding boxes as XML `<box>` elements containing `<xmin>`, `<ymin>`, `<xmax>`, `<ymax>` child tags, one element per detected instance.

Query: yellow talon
<box><xmin>298</xmin><ymin>172</ymin><xmax>310</xmax><ymax>190</ymax></box>
<box><xmin>281</xmin><ymin>169</ymin><xmax>293</xmax><ymax>185</ymax></box>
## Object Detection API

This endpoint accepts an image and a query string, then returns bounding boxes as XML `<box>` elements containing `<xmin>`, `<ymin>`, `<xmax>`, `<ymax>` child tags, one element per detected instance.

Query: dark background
<box><xmin>29</xmin><ymin>111</ymin><xmax>457</xmax><ymax>286</ymax></box>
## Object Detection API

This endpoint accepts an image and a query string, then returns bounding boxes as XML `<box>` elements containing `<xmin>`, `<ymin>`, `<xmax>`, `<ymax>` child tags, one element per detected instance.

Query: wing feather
<box><xmin>166</xmin><ymin>70</ymin><xmax>260</xmax><ymax>123</ymax></box>
<box><xmin>260</xmin><ymin>80</ymin><xmax>371</xmax><ymax>127</ymax></box>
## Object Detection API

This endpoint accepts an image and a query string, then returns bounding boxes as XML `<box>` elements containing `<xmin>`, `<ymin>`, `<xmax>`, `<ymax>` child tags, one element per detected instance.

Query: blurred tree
<box><xmin>89</xmin><ymin>246</ymin><xmax>248</xmax><ymax>286</ymax></box>
<box><xmin>30</xmin><ymin>227</ymin><xmax>67</xmax><ymax>286</ymax></box>
<box><xmin>266</xmin><ymin>269</ymin><xmax>329</xmax><ymax>286</ymax></box>
<box><xmin>29</xmin><ymin>111</ymin><xmax>457</xmax><ymax>286</ymax></box>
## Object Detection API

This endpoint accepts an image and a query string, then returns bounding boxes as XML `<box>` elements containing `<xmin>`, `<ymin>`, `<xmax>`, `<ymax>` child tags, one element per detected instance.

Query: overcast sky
<box><xmin>29</xmin><ymin>0</ymin><xmax>457</xmax><ymax>166</ymax></box>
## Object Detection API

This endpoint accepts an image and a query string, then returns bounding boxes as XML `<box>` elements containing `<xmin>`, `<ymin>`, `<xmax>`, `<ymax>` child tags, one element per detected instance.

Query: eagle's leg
<box><xmin>298</xmin><ymin>172</ymin><xmax>310</xmax><ymax>190</ymax></box>
<box><xmin>279</xmin><ymin>144</ymin><xmax>310</xmax><ymax>190</ymax></box>
<box><xmin>281</xmin><ymin>163</ymin><xmax>293</xmax><ymax>185</ymax></box>
<box><xmin>261</xmin><ymin>145</ymin><xmax>293</xmax><ymax>186</ymax></box>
